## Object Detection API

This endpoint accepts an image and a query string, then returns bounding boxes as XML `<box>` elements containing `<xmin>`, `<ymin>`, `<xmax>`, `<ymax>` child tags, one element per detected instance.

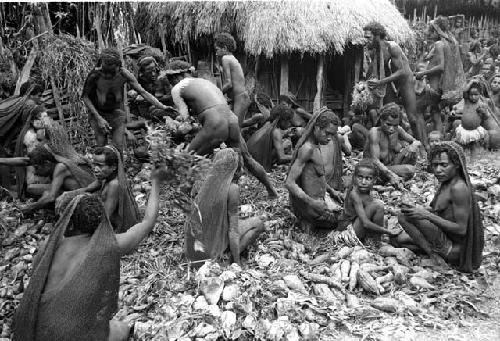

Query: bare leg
<box><xmin>108</xmin><ymin>320</ymin><xmax>131</xmax><ymax>341</ymax></box>
<box><xmin>387</xmin><ymin>164</ymin><xmax>416</xmax><ymax>180</ymax></box>
<box><xmin>368</xmin><ymin>109</ymin><xmax>378</xmax><ymax>128</ymax></box>
<box><xmin>238</xmin><ymin>216</ymin><xmax>266</xmax><ymax>252</ymax></box>
<box><xmin>351</xmin><ymin>123</ymin><xmax>368</xmax><ymax>150</ymax></box>
<box><xmin>397</xmin><ymin>213</ymin><xmax>447</xmax><ymax>266</ymax></box>
<box><xmin>352</xmin><ymin>199</ymin><xmax>384</xmax><ymax>239</ymax></box>
<box><xmin>89</xmin><ymin>115</ymin><xmax>108</xmax><ymax>147</ymax></box>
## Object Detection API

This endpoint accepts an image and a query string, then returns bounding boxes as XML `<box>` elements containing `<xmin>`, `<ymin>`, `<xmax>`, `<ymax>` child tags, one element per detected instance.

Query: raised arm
<box><xmin>221</xmin><ymin>56</ymin><xmax>233</xmax><ymax>94</ymax></box>
<box><xmin>124</xmin><ymin>69</ymin><xmax>168</xmax><ymax>110</ymax></box>
<box><xmin>0</xmin><ymin>157</ymin><xmax>30</xmax><ymax>166</ymax></box>
<box><xmin>295</xmin><ymin>107</ymin><xmax>312</xmax><ymax>121</ymax></box>
<box><xmin>271</xmin><ymin>128</ymin><xmax>292</xmax><ymax>164</ymax></box>
<box><xmin>115</xmin><ymin>170</ymin><xmax>162</xmax><ymax>255</ymax></box>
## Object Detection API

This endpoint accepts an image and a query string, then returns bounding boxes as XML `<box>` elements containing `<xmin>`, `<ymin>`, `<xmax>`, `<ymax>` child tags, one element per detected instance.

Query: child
<box><xmin>337</xmin><ymin>159</ymin><xmax>399</xmax><ymax>240</ymax></box>
<box><xmin>428</xmin><ymin>130</ymin><xmax>443</xmax><ymax>149</ymax></box>
<box><xmin>454</xmin><ymin>80</ymin><xmax>490</xmax><ymax>158</ymax></box>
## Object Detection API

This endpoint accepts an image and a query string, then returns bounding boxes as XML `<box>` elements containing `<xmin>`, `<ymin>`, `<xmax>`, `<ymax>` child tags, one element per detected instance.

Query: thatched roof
<box><xmin>141</xmin><ymin>0</ymin><xmax>414</xmax><ymax>57</ymax></box>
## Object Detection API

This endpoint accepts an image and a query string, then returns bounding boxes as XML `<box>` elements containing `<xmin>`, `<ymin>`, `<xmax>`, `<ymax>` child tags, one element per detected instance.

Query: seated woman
<box><xmin>337</xmin><ymin>159</ymin><xmax>399</xmax><ymax>240</ymax></box>
<box><xmin>184</xmin><ymin>148</ymin><xmax>266</xmax><ymax>264</ymax></box>
<box><xmin>395</xmin><ymin>141</ymin><xmax>483</xmax><ymax>271</ymax></box>
<box><xmin>286</xmin><ymin>108</ymin><xmax>344</xmax><ymax>233</ymax></box>
<box><xmin>13</xmin><ymin>168</ymin><xmax>167</xmax><ymax>341</ymax></box>
<box><xmin>247</xmin><ymin>104</ymin><xmax>294</xmax><ymax>171</ymax></box>
<box><xmin>364</xmin><ymin>102</ymin><xmax>421</xmax><ymax>187</ymax></box>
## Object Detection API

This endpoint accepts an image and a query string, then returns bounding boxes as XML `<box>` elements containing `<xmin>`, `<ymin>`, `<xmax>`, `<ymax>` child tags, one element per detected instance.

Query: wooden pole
<box><xmin>14</xmin><ymin>41</ymin><xmax>38</xmax><ymax>96</ymax></box>
<box><xmin>279</xmin><ymin>55</ymin><xmax>289</xmax><ymax>95</ymax></box>
<box><xmin>313</xmin><ymin>55</ymin><xmax>324</xmax><ymax>113</ymax></box>
<box><xmin>413</xmin><ymin>8</ymin><xmax>417</xmax><ymax>25</ymax></box>
<box><xmin>423</xmin><ymin>6</ymin><xmax>427</xmax><ymax>24</ymax></box>
<box><xmin>433</xmin><ymin>5</ymin><xmax>437</xmax><ymax>19</ymax></box>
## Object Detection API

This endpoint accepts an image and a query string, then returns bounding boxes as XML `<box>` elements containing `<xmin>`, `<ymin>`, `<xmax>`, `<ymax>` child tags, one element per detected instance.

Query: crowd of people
<box><xmin>0</xmin><ymin>17</ymin><xmax>490</xmax><ymax>340</ymax></box>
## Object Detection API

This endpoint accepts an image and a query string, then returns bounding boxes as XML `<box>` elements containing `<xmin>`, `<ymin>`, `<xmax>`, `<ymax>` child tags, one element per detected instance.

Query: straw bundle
<box><xmin>351</xmin><ymin>81</ymin><xmax>375</xmax><ymax>112</ymax></box>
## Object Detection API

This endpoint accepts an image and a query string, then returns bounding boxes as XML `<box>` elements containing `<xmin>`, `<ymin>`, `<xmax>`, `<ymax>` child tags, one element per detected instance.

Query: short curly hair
<box><xmin>363</xmin><ymin>21</ymin><xmax>387</xmax><ymax>39</ymax></box>
<box><xmin>316</xmin><ymin>108</ymin><xmax>339</xmax><ymax>128</ymax></box>
<box><xmin>71</xmin><ymin>194</ymin><xmax>104</xmax><ymax>234</ymax></box>
<box><xmin>99</xmin><ymin>48</ymin><xmax>122</xmax><ymax>67</ymax></box>
<box><xmin>168</xmin><ymin>60</ymin><xmax>192</xmax><ymax>72</ymax></box>
<box><xmin>269</xmin><ymin>104</ymin><xmax>294</xmax><ymax>123</ymax></box>
<box><xmin>433</xmin><ymin>16</ymin><xmax>450</xmax><ymax>32</ymax></box>
<box><xmin>379</xmin><ymin>102</ymin><xmax>401</xmax><ymax>121</ymax></box>
<box><xmin>214</xmin><ymin>33</ymin><xmax>237</xmax><ymax>52</ymax></box>
<box><xmin>354</xmin><ymin>158</ymin><xmax>378</xmax><ymax>178</ymax></box>
<box><xmin>428</xmin><ymin>143</ymin><xmax>461</xmax><ymax>169</ymax></box>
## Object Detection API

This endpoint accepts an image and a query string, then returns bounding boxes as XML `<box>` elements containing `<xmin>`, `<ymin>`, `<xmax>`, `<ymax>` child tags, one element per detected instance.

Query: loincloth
<box><xmin>291</xmin><ymin>192</ymin><xmax>341</xmax><ymax>230</ymax></box>
<box><xmin>455</xmin><ymin>125</ymin><xmax>488</xmax><ymax>145</ymax></box>
<box><xmin>426</xmin><ymin>226</ymin><xmax>453</xmax><ymax>258</ymax></box>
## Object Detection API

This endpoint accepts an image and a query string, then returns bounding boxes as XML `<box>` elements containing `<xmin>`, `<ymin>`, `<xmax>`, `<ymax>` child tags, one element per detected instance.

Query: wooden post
<box><xmin>413</xmin><ymin>8</ymin><xmax>417</xmax><ymax>25</ymax></box>
<box><xmin>279</xmin><ymin>55</ymin><xmax>289</xmax><ymax>95</ymax></box>
<box><xmin>433</xmin><ymin>5</ymin><xmax>437</xmax><ymax>19</ymax></box>
<box><xmin>313</xmin><ymin>54</ymin><xmax>324</xmax><ymax>113</ymax></box>
<box><xmin>354</xmin><ymin>48</ymin><xmax>362</xmax><ymax>84</ymax></box>
<box><xmin>160</xmin><ymin>26</ymin><xmax>168</xmax><ymax>61</ymax></box>
<box><xmin>14</xmin><ymin>41</ymin><xmax>38</xmax><ymax>96</ymax></box>
<box><xmin>423</xmin><ymin>6</ymin><xmax>427</xmax><ymax>24</ymax></box>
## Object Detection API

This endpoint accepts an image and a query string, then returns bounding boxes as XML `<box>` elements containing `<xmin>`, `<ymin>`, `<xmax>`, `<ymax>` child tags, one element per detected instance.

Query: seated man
<box><xmin>69</xmin><ymin>145</ymin><xmax>140</xmax><ymax>233</ymax></box>
<box><xmin>247</xmin><ymin>104</ymin><xmax>294</xmax><ymax>171</ymax></box>
<box><xmin>286</xmin><ymin>108</ymin><xmax>344</xmax><ymax>233</ymax></box>
<box><xmin>395</xmin><ymin>141</ymin><xmax>483</xmax><ymax>271</ymax></box>
<box><xmin>364</xmin><ymin>102</ymin><xmax>421</xmax><ymax>187</ymax></box>
<box><xmin>18</xmin><ymin>145</ymin><xmax>95</xmax><ymax>215</ymax></box>
<box><xmin>168</xmin><ymin>61</ymin><xmax>277</xmax><ymax>198</ymax></box>
<box><xmin>338</xmin><ymin>159</ymin><xmax>399</xmax><ymax>240</ymax></box>
<box><xmin>82</xmin><ymin>48</ymin><xmax>171</xmax><ymax>151</ymax></box>
<box><xmin>130</xmin><ymin>56</ymin><xmax>174</xmax><ymax>122</ymax></box>
<box><xmin>185</xmin><ymin>148</ymin><xmax>266</xmax><ymax>264</ymax></box>
<box><xmin>13</xmin><ymin>167</ymin><xmax>167</xmax><ymax>341</ymax></box>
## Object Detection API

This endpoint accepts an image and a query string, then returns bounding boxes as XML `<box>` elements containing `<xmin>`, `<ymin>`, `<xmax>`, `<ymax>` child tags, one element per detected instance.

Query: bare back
<box><xmin>222</xmin><ymin>55</ymin><xmax>247</xmax><ymax>96</ymax></box>
<box><xmin>181</xmin><ymin>78</ymin><xmax>227</xmax><ymax>114</ymax></box>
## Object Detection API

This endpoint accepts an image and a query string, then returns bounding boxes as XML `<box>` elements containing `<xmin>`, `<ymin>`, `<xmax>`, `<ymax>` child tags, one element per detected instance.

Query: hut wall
<box><xmin>288</xmin><ymin>54</ymin><xmax>318</xmax><ymax>112</ymax></box>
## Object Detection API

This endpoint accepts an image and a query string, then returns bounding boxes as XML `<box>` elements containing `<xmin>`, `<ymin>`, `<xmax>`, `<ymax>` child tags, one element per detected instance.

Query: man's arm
<box><xmin>295</xmin><ymin>107</ymin><xmax>312</xmax><ymax>121</ymax></box>
<box><xmin>102</xmin><ymin>179</ymin><xmax>119</xmax><ymax>219</ymax></box>
<box><xmin>115</xmin><ymin>175</ymin><xmax>161</xmax><ymax>255</ymax></box>
<box><xmin>420</xmin><ymin>42</ymin><xmax>445</xmax><ymax>77</ymax></box>
<box><xmin>221</xmin><ymin>56</ymin><xmax>233</xmax><ymax>94</ymax></box>
<box><xmin>285</xmin><ymin>143</ymin><xmax>314</xmax><ymax>201</ymax></box>
<box><xmin>271</xmin><ymin>128</ymin><xmax>292</xmax><ymax>164</ymax></box>
<box><xmin>379</xmin><ymin>43</ymin><xmax>411</xmax><ymax>85</ymax></box>
<box><xmin>424</xmin><ymin>182</ymin><xmax>470</xmax><ymax>236</ymax></box>
<box><xmin>171</xmin><ymin>82</ymin><xmax>190</xmax><ymax>120</ymax></box>
<box><xmin>351</xmin><ymin>190</ymin><xmax>388</xmax><ymax>233</ymax></box>
<box><xmin>22</xmin><ymin>163</ymin><xmax>68</xmax><ymax>213</ymax></box>
<box><xmin>397</xmin><ymin>126</ymin><xmax>418</xmax><ymax>144</ymax></box>
<box><xmin>0</xmin><ymin>157</ymin><xmax>30</xmax><ymax>166</ymax></box>
<box><xmin>227</xmin><ymin>183</ymin><xmax>241</xmax><ymax>263</ymax></box>
<box><xmin>242</xmin><ymin>113</ymin><xmax>264</xmax><ymax>128</ymax></box>
<box><xmin>81</xmin><ymin>72</ymin><xmax>107</xmax><ymax>125</ymax></box>
<box><xmin>367</xmin><ymin>128</ymin><xmax>400</xmax><ymax>182</ymax></box>
<box><xmin>124</xmin><ymin>69</ymin><xmax>167</xmax><ymax>110</ymax></box>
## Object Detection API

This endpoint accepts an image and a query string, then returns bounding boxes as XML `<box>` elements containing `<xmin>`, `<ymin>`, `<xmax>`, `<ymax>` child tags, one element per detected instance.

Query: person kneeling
<box><xmin>13</xmin><ymin>167</ymin><xmax>167</xmax><ymax>341</ymax></box>
<box><xmin>337</xmin><ymin>159</ymin><xmax>399</xmax><ymax>240</ymax></box>
<box><xmin>395</xmin><ymin>142</ymin><xmax>483</xmax><ymax>271</ymax></box>
<box><xmin>185</xmin><ymin>148</ymin><xmax>266</xmax><ymax>264</ymax></box>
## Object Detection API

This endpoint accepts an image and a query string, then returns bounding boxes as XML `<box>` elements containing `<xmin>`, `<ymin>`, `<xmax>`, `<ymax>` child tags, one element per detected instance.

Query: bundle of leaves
<box><xmin>38</xmin><ymin>34</ymin><xmax>97</xmax><ymax>151</ymax></box>
<box><xmin>146</xmin><ymin>125</ymin><xmax>212</xmax><ymax>211</ymax></box>
<box><xmin>351</xmin><ymin>81</ymin><xmax>374</xmax><ymax>112</ymax></box>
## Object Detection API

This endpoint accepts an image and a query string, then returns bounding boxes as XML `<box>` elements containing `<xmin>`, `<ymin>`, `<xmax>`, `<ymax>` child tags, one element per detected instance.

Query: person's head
<box><xmin>428</xmin><ymin>142</ymin><xmax>464</xmax><ymax>183</ymax></box>
<box><xmin>279</xmin><ymin>93</ymin><xmax>299</xmax><ymax>109</ymax></box>
<box><xmin>313</xmin><ymin>108</ymin><xmax>338</xmax><ymax>145</ymax></box>
<box><xmin>70</xmin><ymin>194</ymin><xmax>104</xmax><ymax>235</ymax></box>
<box><xmin>379</xmin><ymin>102</ymin><xmax>401</xmax><ymax>135</ymax></box>
<box><xmin>363</xmin><ymin>21</ymin><xmax>387</xmax><ymax>49</ymax></box>
<box><xmin>353</xmin><ymin>159</ymin><xmax>377</xmax><ymax>194</ymax></box>
<box><xmin>214</xmin><ymin>33</ymin><xmax>237</xmax><ymax>57</ymax></box>
<box><xmin>92</xmin><ymin>146</ymin><xmax>119</xmax><ymax>181</ymax></box>
<box><xmin>138</xmin><ymin>56</ymin><xmax>159</xmax><ymax>82</ymax></box>
<box><xmin>470</xmin><ymin>28</ymin><xmax>479</xmax><ymax>39</ymax></box>
<box><xmin>270</xmin><ymin>104</ymin><xmax>294</xmax><ymax>130</ymax></box>
<box><xmin>464</xmin><ymin>82</ymin><xmax>482</xmax><ymax>103</ymax></box>
<box><xmin>490</xmin><ymin>74</ymin><xmax>500</xmax><ymax>93</ymax></box>
<box><xmin>29</xmin><ymin>145</ymin><xmax>56</xmax><ymax>177</ymax></box>
<box><xmin>455</xmin><ymin>16</ymin><xmax>463</xmax><ymax>28</ymax></box>
<box><xmin>428</xmin><ymin>130</ymin><xmax>443</xmax><ymax>148</ymax></box>
<box><xmin>427</xmin><ymin>16</ymin><xmax>448</xmax><ymax>41</ymax></box>
<box><xmin>98</xmin><ymin>48</ymin><xmax>122</xmax><ymax>80</ymax></box>
<box><xmin>166</xmin><ymin>60</ymin><xmax>193</xmax><ymax>85</ymax></box>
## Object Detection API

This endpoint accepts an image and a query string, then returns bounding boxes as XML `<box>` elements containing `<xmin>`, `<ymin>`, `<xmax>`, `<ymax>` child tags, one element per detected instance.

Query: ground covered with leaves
<box><xmin>1</xmin><ymin>150</ymin><xmax>500</xmax><ymax>341</ymax></box>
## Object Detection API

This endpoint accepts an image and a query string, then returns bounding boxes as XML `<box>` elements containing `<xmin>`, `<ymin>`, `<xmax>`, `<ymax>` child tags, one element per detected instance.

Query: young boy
<box><xmin>428</xmin><ymin>130</ymin><xmax>443</xmax><ymax>149</ymax></box>
<box><xmin>337</xmin><ymin>159</ymin><xmax>399</xmax><ymax>240</ymax></box>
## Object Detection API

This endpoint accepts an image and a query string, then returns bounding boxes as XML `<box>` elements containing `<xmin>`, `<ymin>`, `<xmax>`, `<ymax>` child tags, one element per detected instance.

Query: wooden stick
<box><xmin>313</xmin><ymin>54</ymin><xmax>324</xmax><ymax>113</ymax></box>
<box><xmin>14</xmin><ymin>41</ymin><xmax>38</xmax><ymax>96</ymax></box>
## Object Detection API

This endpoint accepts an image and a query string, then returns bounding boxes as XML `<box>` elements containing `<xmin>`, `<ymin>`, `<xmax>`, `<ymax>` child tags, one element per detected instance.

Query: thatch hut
<box><xmin>138</xmin><ymin>0</ymin><xmax>414</xmax><ymax>114</ymax></box>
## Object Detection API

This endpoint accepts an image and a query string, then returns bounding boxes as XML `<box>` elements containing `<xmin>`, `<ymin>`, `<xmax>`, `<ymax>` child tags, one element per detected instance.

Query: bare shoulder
<box><xmin>120</xmin><ymin>67</ymin><xmax>137</xmax><ymax>81</ymax></box>
<box><xmin>297</xmin><ymin>141</ymin><xmax>314</xmax><ymax>161</ymax></box>
<box><xmin>107</xmin><ymin>178</ymin><xmax>120</xmax><ymax>191</ymax></box>
<box><xmin>388</xmin><ymin>41</ymin><xmax>403</xmax><ymax>54</ymax></box>
<box><xmin>450</xmin><ymin>178</ymin><xmax>470</xmax><ymax>201</ymax></box>
<box><xmin>368</xmin><ymin>127</ymin><xmax>380</xmax><ymax>140</ymax></box>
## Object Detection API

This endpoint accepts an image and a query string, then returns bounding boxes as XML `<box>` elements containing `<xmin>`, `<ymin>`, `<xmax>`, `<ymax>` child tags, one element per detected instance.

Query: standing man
<box><xmin>215</xmin><ymin>33</ymin><xmax>251</xmax><ymax>127</ymax></box>
<box><xmin>82</xmin><ymin>48</ymin><xmax>171</xmax><ymax>152</ymax></box>
<box><xmin>363</xmin><ymin>22</ymin><xmax>427</xmax><ymax>150</ymax></box>
<box><xmin>168</xmin><ymin>61</ymin><xmax>277</xmax><ymax>198</ymax></box>
<box><xmin>416</xmin><ymin>17</ymin><xmax>466</xmax><ymax>133</ymax></box>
